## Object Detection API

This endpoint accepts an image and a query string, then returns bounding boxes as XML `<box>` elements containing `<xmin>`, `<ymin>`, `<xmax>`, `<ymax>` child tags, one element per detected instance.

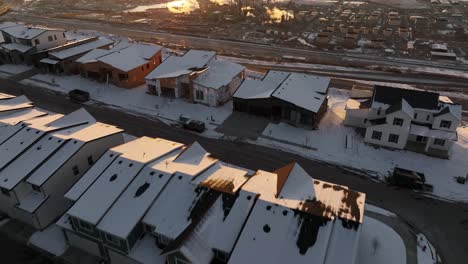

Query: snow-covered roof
<box><xmin>97</xmin><ymin>151</ymin><xmax>181</xmax><ymax>239</ymax></box>
<box><xmin>1</xmin><ymin>25</ymin><xmax>47</xmax><ymax>40</ymax></box>
<box><xmin>229</xmin><ymin>199</ymin><xmax>361</xmax><ymax>264</ymax></box>
<box><xmin>410</xmin><ymin>124</ymin><xmax>457</xmax><ymax>140</ymax></box>
<box><xmin>49</xmin><ymin>37</ymin><xmax>114</xmax><ymax>60</ymax></box>
<box><xmin>233</xmin><ymin>79</ymin><xmax>277</xmax><ymax>100</ymax></box>
<box><xmin>437</xmin><ymin>103</ymin><xmax>462</xmax><ymax>120</ymax></box>
<box><xmin>75</xmin><ymin>42</ymin><xmax>131</xmax><ymax>64</ymax></box>
<box><xmin>0</xmin><ymin>108</ymin><xmax>46</xmax><ymax>126</ymax></box>
<box><xmin>192</xmin><ymin>58</ymin><xmax>245</xmax><ymax>90</ymax></box>
<box><xmin>40</xmin><ymin>58</ymin><xmax>59</xmax><ymax>65</ymax></box>
<box><xmin>0</xmin><ymin>22</ymin><xmax>22</xmax><ymax>30</ymax></box>
<box><xmin>228</xmin><ymin>198</ymin><xmax>335</xmax><ymax>264</ymax></box>
<box><xmin>263</xmin><ymin>70</ymin><xmax>290</xmax><ymax>83</ymax></box>
<box><xmin>66</xmin><ymin>137</ymin><xmax>183</xmax><ymax>225</ymax></box>
<box><xmin>0</xmin><ymin>92</ymin><xmax>15</xmax><ymax>100</ymax></box>
<box><xmin>26</xmin><ymin>123</ymin><xmax>123</xmax><ymax>187</ymax></box>
<box><xmin>145</xmin><ymin>49</ymin><xmax>215</xmax><ymax>80</ymax></box>
<box><xmin>271</xmin><ymin>73</ymin><xmax>330</xmax><ymax>113</ymax></box>
<box><xmin>0</xmin><ymin>95</ymin><xmax>34</xmax><ymax>113</ymax></box>
<box><xmin>64</xmin><ymin>149</ymin><xmax>119</xmax><ymax>202</ymax></box>
<box><xmin>97</xmin><ymin>43</ymin><xmax>162</xmax><ymax>72</ymax></box>
<box><xmin>192</xmin><ymin>162</ymin><xmax>249</xmax><ymax>194</ymax></box>
<box><xmin>150</xmin><ymin>142</ymin><xmax>218</xmax><ymax>176</ymax></box>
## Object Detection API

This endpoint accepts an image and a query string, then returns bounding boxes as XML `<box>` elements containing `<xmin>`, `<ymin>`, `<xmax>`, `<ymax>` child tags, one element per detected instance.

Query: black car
<box><xmin>183</xmin><ymin>119</ymin><xmax>206</xmax><ymax>133</ymax></box>
<box><xmin>68</xmin><ymin>89</ymin><xmax>90</xmax><ymax>103</ymax></box>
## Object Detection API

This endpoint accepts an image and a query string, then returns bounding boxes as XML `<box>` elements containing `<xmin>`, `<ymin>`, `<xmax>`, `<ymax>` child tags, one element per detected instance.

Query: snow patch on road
<box><xmin>365</xmin><ymin>204</ymin><xmax>397</xmax><ymax>217</ymax></box>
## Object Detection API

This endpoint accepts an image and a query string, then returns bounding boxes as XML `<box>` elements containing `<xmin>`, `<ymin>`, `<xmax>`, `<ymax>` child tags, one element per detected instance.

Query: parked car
<box><xmin>68</xmin><ymin>89</ymin><xmax>90</xmax><ymax>103</ymax></box>
<box><xmin>179</xmin><ymin>115</ymin><xmax>205</xmax><ymax>133</ymax></box>
<box><xmin>392</xmin><ymin>167</ymin><xmax>426</xmax><ymax>189</ymax></box>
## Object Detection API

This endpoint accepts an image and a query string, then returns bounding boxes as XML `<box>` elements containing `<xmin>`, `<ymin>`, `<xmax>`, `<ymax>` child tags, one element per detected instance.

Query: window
<box><xmin>440</xmin><ymin>120</ymin><xmax>452</xmax><ymax>129</ymax></box>
<box><xmin>54</xmin><ymin>35</ymin><xmax>57</xmax><ymax>40</ymax></box>
<box><xmin>388</xmin><ymin>134</ymin><xmax>399</xmax><ymax>144</ymax></box>
<box><xmin>72</xmin><ymin>166</ymin><xmax>79</xmax><ymax>176</ymax></box>
<box><xmin>118</xmin><ymin>73</ymin><xmax>128</xmax><ymax>81</ymax></box>
<box><xmin>87</xmin><ymin>156</ymin><xmax>94</xmax><ymax>166</ymax></box>
<box><xmin>48</xmin><ymin>36</ymin><xmax>53</xmax><ymax>41</ymax></box>
<box><xmin>63</xmin><ymin>33</ymin><xmax>66</xmax><ymax>38</ymax></box>
<box><xmin>1</xmin><ymin>188</ymin><xmax>10</xmax><ymax>197</ymax></box>
<box><xmin>34</xmin><ymin>39</ymin><xmax>40</xmax><ymax>45</ymax></box>
<box><xmin>426</xmin><ymin>115</ymin><xmax>430</xmax><ymax>121</ymax></box>
<box><xmin>146</xmin><ymin>64</ymin><xmax>149</xmax><ymax>69</ymax></box>
<box><xmin>416</xmin><ymin>136</ymin><xmax>427</xmax><ymax>143</ymax></box>
<box><xmin>377</xmin><ymin>109</ymin><xmax>381</xmax><ymax>115</ymax></box>
<box><xmin>31</xmin><ymin>184</ymin><xmax>41</xmax><ymax>192</ymax></box>
<box><xmin>141</xmin><ymin>66</ymin><xmax>144</xmax><ymax>71</ymax></box>
<box><xmin>434</xmin><ymin>139</ymin><xmax>445</xmax><ymax>146</ymax></box>
<box><xmin>214</xmin><ymin>250</ymin><xmax>229</xmax><ymax>262</ymax></box>
<box><xmin>195</xmin><ymin>90</ymin><xmax>204</xmax><ymax>101</ymax></box>
<box><xmin>414</xmin><ymin>113</ymin><xmax>418</xmax><ymax>119</ymax></box>
<box><xmin>371</xmin><ymin>131</ymin><xmax>382</xmax><ymax>140</ymax></box>
<box><xmin>393</xmin><ymin>118</ymin><xmax>404</xmax><ymax>126</ymax></box>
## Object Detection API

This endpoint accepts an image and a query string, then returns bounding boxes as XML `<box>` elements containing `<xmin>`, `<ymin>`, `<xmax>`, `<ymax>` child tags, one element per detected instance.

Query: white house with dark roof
<box><xmin>62</xmin><ymin>137</ymin><xmax>184</xmax><ymax>261</ymax></box>
<box><xmin>344</xmin><ymin>85</ymin><xmax>462</xmax><ymax>158</ymax></box>
<box><xmin>0</xmin><ymin>108</ymin><xmax>123</xmax><ymax>230</ymax></box>
<box><xmin>0</xmin><ymin>23</ymin><xmax>67</xmax><ymax>64</ymax></box>
<box><xmin>229</xmin><ymin>162</ymin><xmax>365</xmax><ymax>264</ymax></box>
<box><xmin>233</xmin><ymin>71</ymin><xmax>330</xmax><ymax>129</ymax></box>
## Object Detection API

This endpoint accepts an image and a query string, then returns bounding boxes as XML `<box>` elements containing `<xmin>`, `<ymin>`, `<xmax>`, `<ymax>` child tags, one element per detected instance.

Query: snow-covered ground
<box><xmin>256</xmin><ymin>88</ymin><xmax>468</xmax><ymax>202</ymax></box>
<box><xmin>357</xmin><ymin>216</ymin><xmax>407</xmax><ymax>264</ymax></box>
<box><xmin>365</xmin><ymin>204</ymin><xmax>397</xmax><ymax>217</ymax></box>
<box><xmin>416</xmin><ymin>234</ymin><xmax>438</xmax><ymax>264</ymax></box>
<box><xmin>29</xmin><ymin>225</ymin><xmax>68</xmax><ymax>256</ymax></box>
<box><xmin>20</xmin><ymin>74</ymin><xmax>231</xmax><ymax>138</ymax></box>
<box><xmin>0</xmin><ymin>64</ymin><xmax>32</xmax><ymax>75</ymax></box>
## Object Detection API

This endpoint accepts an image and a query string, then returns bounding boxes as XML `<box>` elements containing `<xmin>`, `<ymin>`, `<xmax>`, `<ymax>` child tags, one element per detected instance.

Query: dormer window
<box><xmin>393</xmin><ymin>118</ymin><xmax>403</xmax><ymax>126</ymax></box>
<box><xmin>31</xmin><ymin>184</ymin><xmax>41</xmax><ymax>193</ymax></box>
<box><xmin>440</xmin><ymin>120</ymin><xmax>452</xmax><ymax>129</ymax></box>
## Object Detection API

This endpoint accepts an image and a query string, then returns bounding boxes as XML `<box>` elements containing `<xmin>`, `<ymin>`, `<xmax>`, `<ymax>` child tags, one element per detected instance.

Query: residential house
<box><xmin>192</xmin><ymin>58</ymin><xmax>245</xmax><ymax>106</ymax></box>
<box><xmin>0</xmin><ymin>23</ymin><xmax>67</xmax><ymax>64</ymax></box>
<box><xmin>344</xmin><ymin>85</ymin><xmax>462</xmax><ymax>158</ymax></box>
<box><xmin>229</xmin><ymin>162</ymin><xmax>365</xmax><ymax>264</ymax></box>
<box><xmin>62</xmin><ymin>137</ymin><xmax>184</xmax><ymax>262</ymax></box>
<box><xmin>77</xmin><ymin>43</ymin><xmax>162</xmax><ymax>88</ymax></box>
<box><xmin>233</xmin><ymin>71</ymin><xmax>330</xmax><ymax>129</ymax></box>
<box><xmin>157</xmin><ymin>161</ymin><xmax>256</xmax><ymax>264</ymax></box>
<box><xmin>0</xmin><ymin>108</ymin><xmax>124</xmax><ymax>229</ymax></box>
<box><xmin>38</xmin><ymin>37</ymin><xmax>114</xmax><ymax>75</ymax></box>
<box><xmin>0</xmin><ymin>95</ymin><xmax>35</xmax><ymax>117</ymax></box>
<box><xmin>145</xmin><ymin>49</ymin><xmax>216</xmax><ymax>98</ymax></box>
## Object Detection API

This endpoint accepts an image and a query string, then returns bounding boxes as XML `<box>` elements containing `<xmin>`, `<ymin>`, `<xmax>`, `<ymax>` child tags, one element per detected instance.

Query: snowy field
<box><xmin>416</xmin><ymin>234</ymin><xmax>438</xmax><ymax>264</ymax></box>
<box><xmin>256</xmin><ymin>88</ymin><xmax>468</xmax><ymax>202</ymax></box>
<box><xmin>20</xmin><ymin>74</ymin><xmax>231</xmax><ymax>138</ymax></box>
<box><xmin>357</xmin><ymin>216</ymin><xmax>407</xmax><ymax>264</ymax></box>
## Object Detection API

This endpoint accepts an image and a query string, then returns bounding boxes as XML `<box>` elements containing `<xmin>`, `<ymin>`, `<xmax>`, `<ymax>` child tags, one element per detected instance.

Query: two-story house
<box><xmin>0</xmin><ymin>24</ymin><xmax>67</xmax><ymax>64</ymax></box>
<box><xmin>0</xmin><ymin>108</ymin><xmax>123</xmax><ymax>229</ymax></box>
<box><xmin>344</xmin><ymin>85</ymin><xmax>462</xmax><ymax>158</ymax></box>
<box><xmin>62</xmin><ymin>137</ymin><xmax>184</xmax><ymax>262</ymax></box>
<box><xmin>145</xmin><ymin>50</ymin><xmax>216</xmax><ymax>99</ymax></box>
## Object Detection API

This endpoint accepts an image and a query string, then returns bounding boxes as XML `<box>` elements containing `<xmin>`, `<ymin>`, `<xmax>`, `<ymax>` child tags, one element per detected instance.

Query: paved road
<box><xmin>7</xmin><ymin>13</ymin><xmax>468</xmax><ymax>75</ymax></box>
<box><xmin>1</xmin><ymin>78</ymin><xmax>468</xmax><ymax>264</ymax></box>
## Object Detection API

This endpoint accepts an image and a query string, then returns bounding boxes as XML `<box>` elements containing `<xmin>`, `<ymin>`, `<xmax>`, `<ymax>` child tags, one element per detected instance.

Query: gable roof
<box><xmin>373</xmin><ymin>86</ymin><xmax>440</xmax><ymax>110</ymax></box>
<box><xmin>145</xmin><ymin>49</ymin><xmax>215</xmax><ymax>80</ymax></box>
<box><xmin>271</xmin><ymin>73</ymin><xmax>330</xmax><ymax>113</ymax></box>
<box><xmin>97</xmin><ymin>43</ymin><xmax>162</xmax><ymax>72</ymax></box>
<box><xmin>192</xmin><ymin>58</ymin><xmax>245</xmax><ymax>90</ymax></box>
<box><xmin>0</xmin><ymin>95</ymin><xmax>34</xmax><ymax>113</ymax></box>
<box><xmin>49</xmin><ymin>37</ymin><xmax>114</xmax><ymax>60</ymax></box>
